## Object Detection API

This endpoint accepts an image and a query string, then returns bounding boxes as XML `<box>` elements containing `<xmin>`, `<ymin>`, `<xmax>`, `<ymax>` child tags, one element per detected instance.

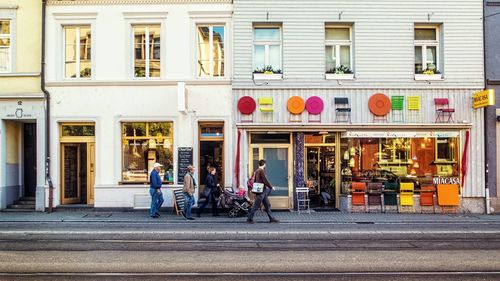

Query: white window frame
<box><xmin>325</xmin><ymin>25</ymin><xmax>353</xmax><ymax>72</ymax></box>
<box><xmin>196</xmin><ymin>24</ymin><xmax>226</xmax><ymax>78</ymax></box>
<box><xmin>0</xmin><ymin>7</ymin><xmax>16</xmax><ymax>73</ymax></box>
<box><xmin>132</xmin><ymin>24</ymin><xmax>161</xmax><ymax>79</ymax></box>
<box><xmin>414</xmin><ymin>25</ymin><xmax>440</xmax><ymax>74</ymax></box>
<box><xmin>63</xmin><ymin>25</ymin><xmax>92</xmax><ymax>79</ymax></box>
<box><xmin>252</xmin><ymin>24</ymin><xmax>282</xmax><ymax>73</ymax></box>
<box><xmin>0</xmin><ymin>18</ymin><xmax>12</xmax><ymax>73</ymax></box>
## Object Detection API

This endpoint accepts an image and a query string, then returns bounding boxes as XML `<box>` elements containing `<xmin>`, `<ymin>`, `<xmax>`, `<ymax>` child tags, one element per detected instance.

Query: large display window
<box><xmin>121</xmin><ymin>122</ymin><xmax>174</xmax><ymax>184</ymax></box>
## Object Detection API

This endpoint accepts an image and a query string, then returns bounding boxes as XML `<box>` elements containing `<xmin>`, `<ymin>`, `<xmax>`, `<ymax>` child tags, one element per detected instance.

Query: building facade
<box><xmin>44</xmin><ymin>0</ymin><xmax>233</xmax><ymax>209</ymax></box>
<box><xmin>485</xmin><ymin>0</ymin><xmax>500</xmax><ymax>213</ymax></box>
<box><xmin>0</xmin><ymin>0</ymin><xmax>46</xmax><ymax>211</ymax></box>
<box><xmin>232</xmin><ymin>0</ymin><xmax>486</xmax><ymax>212</ymax></box>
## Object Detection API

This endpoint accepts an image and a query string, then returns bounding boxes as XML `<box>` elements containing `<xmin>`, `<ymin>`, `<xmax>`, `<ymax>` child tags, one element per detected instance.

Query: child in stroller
<box><xmin>218</xmin><ymin>186</ymin><xmax>252</xmax><ymax>218</ymax></box>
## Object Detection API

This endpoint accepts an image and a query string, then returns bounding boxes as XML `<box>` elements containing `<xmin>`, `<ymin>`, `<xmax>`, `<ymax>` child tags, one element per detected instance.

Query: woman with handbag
<box><xmin>246</xmin><ymin>159</ymin><xmax>280</xmax><ymax>224</ymax></box>
<box><xmin>196</xmin><ymin>167</ymin><xmax>220</xmax><ymax>217</ymax></box>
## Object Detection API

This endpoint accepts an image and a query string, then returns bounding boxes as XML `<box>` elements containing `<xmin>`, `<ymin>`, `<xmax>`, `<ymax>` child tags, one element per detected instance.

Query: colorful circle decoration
<box><xmin>237</xmin><ymin>96</ymin><xmax>256</xmax><ymax>115</ymax></box>
<box><xmin>368</xmin><ymin>93</ymin><xmax>391</xmax><ymax>116</ymax></box>
<box><xmin>287</xmin><ymin>96</ymin><xmax>305</xmax><ymax>114</ymax></box>
<box><xmin>305</xmin><ymin>96</ymin><xmax>324</xmax><ymax>115</ymax></box>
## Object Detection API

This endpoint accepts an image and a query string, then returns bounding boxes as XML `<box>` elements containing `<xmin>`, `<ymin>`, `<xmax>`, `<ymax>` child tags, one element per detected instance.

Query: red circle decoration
<box><xmin>237</xmin><ymin>96</ymin><xmax>256</xmax><ymax>115</ymax></box>
<box><xmin>287</xmin><ymin>96</ymin><xmax>305</xmax><ymax>114</ymax></box>
<box><xmin>305</xmin><ymin>96</ymin><xmax>324</xmax><ymax>114</ymax></box>
<box><xmin>368</xmin><ymin>93</ymin><xmax>391</xmax><ymax>116</ymax></box>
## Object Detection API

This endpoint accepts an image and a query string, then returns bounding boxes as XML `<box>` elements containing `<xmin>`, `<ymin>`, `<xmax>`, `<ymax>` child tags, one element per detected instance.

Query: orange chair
<box><xmin>351</xmin><ymin>182</ymin><xmax>366</xmax><ymax>212</ymax></box>
<box><xmin>437</xmin><ymin>184</ymin><xmax>460</xmax><ymax>213</ymax></box>
<box><xmin>420</xmin><ymin>184</ymin><xmax>436</xmax><ymax>213</ymax></box>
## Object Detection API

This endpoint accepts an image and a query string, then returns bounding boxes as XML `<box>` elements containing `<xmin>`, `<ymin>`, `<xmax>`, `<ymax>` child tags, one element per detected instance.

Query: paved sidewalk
<box><xmin>0</xmin><ymin>209</ymin><xmax>498</xmax><ymax>224</ymax></box>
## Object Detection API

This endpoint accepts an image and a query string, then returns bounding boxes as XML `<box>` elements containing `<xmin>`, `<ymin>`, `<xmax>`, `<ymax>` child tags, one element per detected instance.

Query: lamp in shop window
<box><xmin>349</xmin><ymin>157</ymin><xmax>355</xmax><ymax>167</ymax></box>
<box><xmin>350</xmin><ymin>146</ymin><xmax>356</xmax><ymax>156</ymax></box>
<box><xmin>343</xmin><ymin>150</ymin><xmax>350</xmax><ymax>160</ymax></box>
<box><xmin>163</xmin><ymin>138</ymin><xmax>171</xmax><ymax>149</ymax></box>
<box><xmin>149</xmin><ymin>138</ymin><xmax>157</xmax><ymax>149</ymax></box>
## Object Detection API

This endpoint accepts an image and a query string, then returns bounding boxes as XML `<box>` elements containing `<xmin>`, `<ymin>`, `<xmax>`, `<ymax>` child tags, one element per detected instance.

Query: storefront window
<box><xmin>121</xmin><ymin>122</ymin><xmax>173</xmax><ymax>184</ymax></box>
<box><xmin>340</xmin><ymin>134</ymin><xmax>460</xmax><ymax>194</ymax></box>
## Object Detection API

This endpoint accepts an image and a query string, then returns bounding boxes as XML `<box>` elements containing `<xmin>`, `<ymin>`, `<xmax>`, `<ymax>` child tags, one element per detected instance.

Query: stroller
<box><xmin>218</xmin><ymin>187</ymin><xmax>252</xmax><ymax>218</ymax></box>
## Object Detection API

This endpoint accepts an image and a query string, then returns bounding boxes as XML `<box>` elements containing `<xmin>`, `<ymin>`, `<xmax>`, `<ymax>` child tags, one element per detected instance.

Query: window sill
<box><xmin>414</xmin><ymin>74</ymin><xmax>443</xmax><ymax>81</ymax></box>
<box><xmin>0</xmin><ymin>72</ymin><xmax>40</xmax><ymax>77</ymax></box>
<box><xmin>325</xmin><ymin>73</ymin><xmax>354</xmax><ymax>80</ymax></box>
<box><xmin>253</xmin><ymin>73</ymin><xmax>283</xmax><ymax>81</ymax></box>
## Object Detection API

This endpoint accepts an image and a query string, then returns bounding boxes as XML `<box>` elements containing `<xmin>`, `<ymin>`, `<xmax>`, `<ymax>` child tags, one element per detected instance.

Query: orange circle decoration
<box><xmin>287</xmin><ymin>96</ymin><xmax>305</xmax><ymax>114</ymax></box>
<box><xmin>368</xmin><ymin>93</ymin><xmax>391</xmax><ymax>116</ymax></box>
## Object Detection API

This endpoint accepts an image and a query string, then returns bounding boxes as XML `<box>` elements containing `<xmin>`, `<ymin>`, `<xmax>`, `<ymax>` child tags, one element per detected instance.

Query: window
<box><xmin>64</xmin><ymin>26</ymin><xmax>91</xmax><ymax>79</ymax></box>
<box><xmin>0</xmin><ymin>20</ymin><xmax>11</xmax><ymax>72</ymax></box>
<box><xmin>197</xmin><ymin>25</ymin><xmax>225</xmax><ymax>77</ymax></box>
<box><xmin>133</xmin><ymin>25</ymin><xmax>161</xmax><ymax>78</ymax></box>
<box><xmin>325</xmin><ymin>26</ymin><xmax>352</xmax><ymax>74</ymax></box>
<box><xmin>121</xmin><ymin>122</ymin><xmax>173</xmax><ymax>183</ymax></box>
<box><xmin>62</xmin><ymin>124</ymin><xmax>95</xmax><ymax>137</ymax></box>
<box><xmin>253</xmin><ymin>25</ymin><xmax>282</xmax><ymax>74</ymax></box>
<box><xmin>414</xmin><ymin>27</ymin><xmax>440</xmax><ymax>74</ymax></box>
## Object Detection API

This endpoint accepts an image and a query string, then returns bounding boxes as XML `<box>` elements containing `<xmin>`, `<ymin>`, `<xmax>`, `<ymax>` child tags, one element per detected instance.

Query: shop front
<box><xmin>234</xmin><ymin>89</ymin><xmax>485</xmax><ymax>213</ymax></box>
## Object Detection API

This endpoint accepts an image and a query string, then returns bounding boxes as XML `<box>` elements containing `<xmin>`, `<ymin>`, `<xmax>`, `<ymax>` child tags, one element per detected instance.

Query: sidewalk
<box><xmin>0</xmin><ymin>209</ymin><xmax>498</xmax><ymax>224</ymax></box>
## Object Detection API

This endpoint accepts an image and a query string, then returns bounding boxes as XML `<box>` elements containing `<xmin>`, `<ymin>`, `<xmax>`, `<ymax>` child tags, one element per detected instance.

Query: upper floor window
<box><xmin>64</xmin><ymin>26</ymin><xmax>91</xmax><ymax>79</ymax></box>
<box><xmin>253</xmin><ymin>25</ymin><xmax>282</xmax><ymax>74</ymax></box>
<box><xmin>414</xmin><ymin>27</ymin><xmax>440</xmax><ymax>75</ymax></box>
<box><xmin>0</xmin><ymin>20</ymin><xmax>11</xmax><ymax>72</ymax></box>
<box><xmin>325</xmin><ymin>26</ymin><xmax>353</xmax><ymax>74</ymax></box>
<box><xmin>197</xmin><ymin>25</ymin><xmax>225</xmax><ymax>78</ymax></box>
<box><xmin>134</xmin><ymin>25</ymin><xmax>161</xmax><ymax>78</ymax></box>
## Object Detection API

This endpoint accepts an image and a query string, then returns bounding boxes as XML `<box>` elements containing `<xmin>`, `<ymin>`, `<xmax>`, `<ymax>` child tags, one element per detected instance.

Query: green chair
<box><xmin>383</xmin><ymin>182</ymin><xmax>399</xmax><ymax>212</ymax></box>
<box><xmin>391</xmin><ymin>96</ymin><xmax>405</xmax><ymax>123</ymax></box>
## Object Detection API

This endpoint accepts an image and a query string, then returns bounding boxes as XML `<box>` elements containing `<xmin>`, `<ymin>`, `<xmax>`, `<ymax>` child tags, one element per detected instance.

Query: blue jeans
<box><xmin>149</xmin><ymin>188</ymin><xmax>164</xmax><ymax>217</ymax></box>
<box><xmin>183</xmin><ymin>192</ymin><xmax>195</xmax><ymax>218</ymax></box>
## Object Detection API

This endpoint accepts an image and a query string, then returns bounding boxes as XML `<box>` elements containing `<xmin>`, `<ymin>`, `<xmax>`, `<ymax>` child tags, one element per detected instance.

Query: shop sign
<box><xmin>177</xmin><ymin>147</ymin><xmax>193</xmax><ymax>184</ymax></box>
<box><xmin>4</xmin><ymin>101</ymin><xmax>33</xmax><ymax>119</ymax></box>
<box><xmin>473</xmin><ymin>89</ymin><xmax>495</xmax><ymax>109</ymax></box>
<box><xmin>433</xmin><ymin>177</ymin><xmax>460</xmax><ymax>185</ymax></box>
<box><xmin>342</xmin><ymin>131</ymin><xmax>459</xmax><ymax>138</ymax></box>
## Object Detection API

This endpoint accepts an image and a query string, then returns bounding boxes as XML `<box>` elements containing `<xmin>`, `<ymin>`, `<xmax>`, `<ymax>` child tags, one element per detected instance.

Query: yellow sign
<box><xmin>473</xmin><ymin>89</ymin><xmax>495</xmax><ymax>109</ymax></box>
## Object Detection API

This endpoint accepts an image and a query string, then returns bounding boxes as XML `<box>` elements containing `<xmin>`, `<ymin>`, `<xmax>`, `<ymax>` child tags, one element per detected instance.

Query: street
<box><xmin>0</xmin><ymin>211</ymin><xmax>499</xmax><ymax>280</ymax></box>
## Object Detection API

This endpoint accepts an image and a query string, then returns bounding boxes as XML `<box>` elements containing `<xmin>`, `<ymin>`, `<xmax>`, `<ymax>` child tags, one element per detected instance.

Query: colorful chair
<box><xmin>434</xmin><ymin>98</ymin><xmax>455</xmax><ymax>123</ymax></box>
<box><xmin>391</xmin><ymin>96</ymin><xmax>405</xmax><ymax>123</ymax></box>
<box><xmin>305</xmin><ymin>96</ymin><xmax>324</xmax><ymax>123</ymax></box>
<box><xmin>383</xmin><ymin>182</ymin><xmax>399</xmax><ymax>213</ymax></box>
<box><xmin>258</xmin><ymin>97</ymin><xmax>274</xmax><ymax>122</ymax></box>
<box><xmin>368</xmin><ymin>93</ymin><xmax>391</xmax><ymax>123</ymax></box>
<box><xmin>351</xmin><ymin>182</ymin><xmax>366</xmax><ymax>212</ymax></box>
<box><xmin>287</xmin><ymin>96</ymin><xmax>305</xmax><ymax>122</ymax></box>
<box><xmin>407</xmin><ymin>96</ymin><xmax>421</xmax><ymax>123</ymax></box>
<box><xmin>237</xmin><ymin>96</ymin><xmax>256</xmax><ymax>123</ymax></box>
<box><xmin>420</xmin><ymin>184</ymin><xmax>436</xmax><ymax>213</ymax></box>
<box><xmin>334</xmin><ymin>97</ymin><xmax>351</xmax><ymax>123</ymax></box>
<box><xmin>437</xmin><ymin>184</ymin><xmax>460</xmax><ymax>213</ymax></box>
<box><xmin>399</xmin><ymin>182</ymin><xmax>415</xmax><ymax>213</ymax></box>
<box><xmin>367</xmin><ymin>182</ymin><xmax>383</xmax><ymax>212</ymax></box>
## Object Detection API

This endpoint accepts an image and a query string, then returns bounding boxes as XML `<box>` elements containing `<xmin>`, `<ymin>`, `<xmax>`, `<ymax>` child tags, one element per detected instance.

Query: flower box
<box><xmin>253</xmin><ymin>73</ymin><xmax>283</xmax><ymax>80</ymax></box>
<box><xmin>414</xmin><ymin>74</ymin><xmax>443</xmax><ymax>81</ymax></box>
<box><xmin>325</xmin><ymin>73</ymin><xmax>355</xmax><ymax>80</ymax></box>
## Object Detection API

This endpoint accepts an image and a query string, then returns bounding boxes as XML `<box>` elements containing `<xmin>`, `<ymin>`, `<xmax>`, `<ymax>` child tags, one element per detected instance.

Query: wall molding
<box><xmin>48</xmin><ymin>0</ymin><xmax>232</xmax><ymax>5</ymax></box>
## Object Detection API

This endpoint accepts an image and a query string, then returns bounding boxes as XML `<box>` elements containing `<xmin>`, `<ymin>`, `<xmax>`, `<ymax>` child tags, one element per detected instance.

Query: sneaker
<box><xmin>180</xmin><ymin>212</ymin><xmax>187</xmax><ymax>219</ymax></box>
<box><xmin>246</xmin><ymin>219</ymin><xmax>256</xmax><ymax>224</ymax></box>
<box><xmin>150</xmin><ymin>215</ymin><xmax>159</xmax><ymax>219</ymax></box>
<box><xmin>187</xmin><ymin>217</ymin><xmax>195</xmax><ymax>221</ymax></box>
<box><xmin>155</xmin><ymin>212</ymin><xmax>161</xmax><ymax>217</ymax></box>
<box><xmin>269</xmin><ymin>218</ymin><xmax>280</xmax><ymax>223</ymax></box>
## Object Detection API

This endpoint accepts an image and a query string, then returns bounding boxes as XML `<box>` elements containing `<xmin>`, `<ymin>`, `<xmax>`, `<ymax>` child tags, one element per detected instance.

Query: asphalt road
<box><xmin>0</xmin><ymin>221</ymin><xmax>499</xmax><ymax>280</ymax></box>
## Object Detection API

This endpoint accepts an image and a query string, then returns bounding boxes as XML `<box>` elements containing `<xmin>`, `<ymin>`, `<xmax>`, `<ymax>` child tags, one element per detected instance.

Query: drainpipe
<box><xmin>483</xmin><ymin>0</ymin><xmax>491</xmax><ymax>214</ymax></box>
<box><xmin>41</xmin><ymin>0</ymin><xmax>54</xmax><ymax>213</ymax></box>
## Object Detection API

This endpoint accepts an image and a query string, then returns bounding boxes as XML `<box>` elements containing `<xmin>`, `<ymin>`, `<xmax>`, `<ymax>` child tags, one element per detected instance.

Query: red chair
<box><xmin>420</xmin><ymin>184</ymin><xmax>436</xmax><ymax>213</ymax></box>
<box><xmin>367</xmin><ymin>182</ymin><xmax>383</xmax><ymax>212</ymax></box>
<box><xmin>434</xmin><ymin>98</ymin><xmax>455</xmax><ymax>123</ymax></box>
<box><xmin>351</xmin><ymin>182</ymin><xmax>366</xmax><ymax>212</ymax></box>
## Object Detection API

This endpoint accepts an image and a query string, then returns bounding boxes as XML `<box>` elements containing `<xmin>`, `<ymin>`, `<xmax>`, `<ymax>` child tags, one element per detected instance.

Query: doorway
<box><xmin>23</xmin><ymin>123</ymin><xmax>37</xmax><ymax>198</ymax></box>
<box><xmin>60</xmin><ymin>123</ymin><xmax>95</xmax><ymax>205</ymax></box>
<box><xmin>199</xmin><ymin>122</ymin><xmax>225</xmax><ymax>193</ymax></box>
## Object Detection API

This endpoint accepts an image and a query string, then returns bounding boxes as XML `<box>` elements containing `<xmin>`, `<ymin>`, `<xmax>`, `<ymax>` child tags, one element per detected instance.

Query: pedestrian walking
<box><xmin>149</xmin><ymin>163</ymin><xmax>164</xmax><ymax>218</ymax></box>
<box><xmin>246</xmin><ymin>159</ymin><xmax>280</xmax><ymax>224</ymax></box>
<box><xmin>196</xmin><ymin>167</ymin><xmax>220</xmax><ymax>218</ymax></box>
<box><xmin>182</xmin><ymin>165</ymin><xmax>196</xmax><ymax>220</ymax></box>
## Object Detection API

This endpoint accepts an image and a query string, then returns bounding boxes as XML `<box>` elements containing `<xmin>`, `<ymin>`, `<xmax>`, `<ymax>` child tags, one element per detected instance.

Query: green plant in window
<box><xmin>326</xmin><ymin>65</ymin><xmax>353</xmax><ymax>74</ymax></box>
<box><xmin>149</xmin><ymin>122</ymin><xmax>171</xmax><ymax>137</ymax></box>
<box><xmin>80</xmin><ymin>67</ymin><xmax>92</xmax><ymax>78</ymax></box>
<box><xmin>253</xmin><ymin>65</ymin><xmax>282</xmax><ymax>74</ymax></box>
<box><xmin>418</xmin><ymin>68</ymin><xmax>441</xmax><ymax>75</ymax></box>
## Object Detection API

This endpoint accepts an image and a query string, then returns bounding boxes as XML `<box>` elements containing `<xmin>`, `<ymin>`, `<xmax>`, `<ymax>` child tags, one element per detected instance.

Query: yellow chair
<box><xmin>258</xmin><ymin>97</ymin><xmax>274</xmax><ymax>122</ymax></box>
<box><xmin>407</xmin><ymin>96</ymin><xmax>421</xmax><ymax>123</ymax></box>
<box><xmin>399</xmin><ymin>182</ymin><xmax>415</xmax><ymax>213</ymax></box>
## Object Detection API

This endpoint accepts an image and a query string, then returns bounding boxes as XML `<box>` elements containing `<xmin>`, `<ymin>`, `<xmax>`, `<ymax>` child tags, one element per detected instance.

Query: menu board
<box><xmin>177</xmin><ymin>147</ymin><xmax>193</xmax><ymax>184</ymax></box>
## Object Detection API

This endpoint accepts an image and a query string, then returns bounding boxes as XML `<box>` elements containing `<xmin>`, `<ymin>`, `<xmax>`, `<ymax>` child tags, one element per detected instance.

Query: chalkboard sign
<box><xmin>177</xmin><ymin>147</ymin><xmax>193</xmax><ymax>184</ymax></box>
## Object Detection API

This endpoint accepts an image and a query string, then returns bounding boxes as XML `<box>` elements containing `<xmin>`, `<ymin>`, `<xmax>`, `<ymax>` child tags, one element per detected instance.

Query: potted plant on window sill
<box><xmin>415</xmin><ymin>69</ymin><xmax>443</xmax><ymax>81</ymax></box>
<box><xmin>253</xmin><ymin>66</ymin><xmax>283</xmax><ymax>80</ymax></box>
<box><xmin>325</xmin><ymin>65</ymin><xmax>354</xmax><ymax>80</ymax></box>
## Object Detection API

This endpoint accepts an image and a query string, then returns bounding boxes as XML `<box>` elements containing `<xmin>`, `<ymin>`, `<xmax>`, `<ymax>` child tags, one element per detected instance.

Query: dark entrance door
<box><xmin>23</xmin><ymin>123</ymin><xmax>37</xmax><ymax>198</ymax></box>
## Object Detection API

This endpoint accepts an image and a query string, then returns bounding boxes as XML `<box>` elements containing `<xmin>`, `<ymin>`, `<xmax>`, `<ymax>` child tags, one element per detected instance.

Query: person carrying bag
<box><xmin>246</xmin><ymin>159</ymin><xmax>280</xmax><ymax>224</ymax></box>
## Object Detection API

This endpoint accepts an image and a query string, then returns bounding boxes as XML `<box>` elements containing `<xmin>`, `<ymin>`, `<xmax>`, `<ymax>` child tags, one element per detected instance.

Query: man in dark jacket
<box><xmin>149</xmin><ymin>163</ymin><xmax>164</xmax><ymax>218</ymax></box>
<box><xmin>247</xmin><ymin>159</ymin><xmax>280</xmax><ymax>224</ymax></box>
